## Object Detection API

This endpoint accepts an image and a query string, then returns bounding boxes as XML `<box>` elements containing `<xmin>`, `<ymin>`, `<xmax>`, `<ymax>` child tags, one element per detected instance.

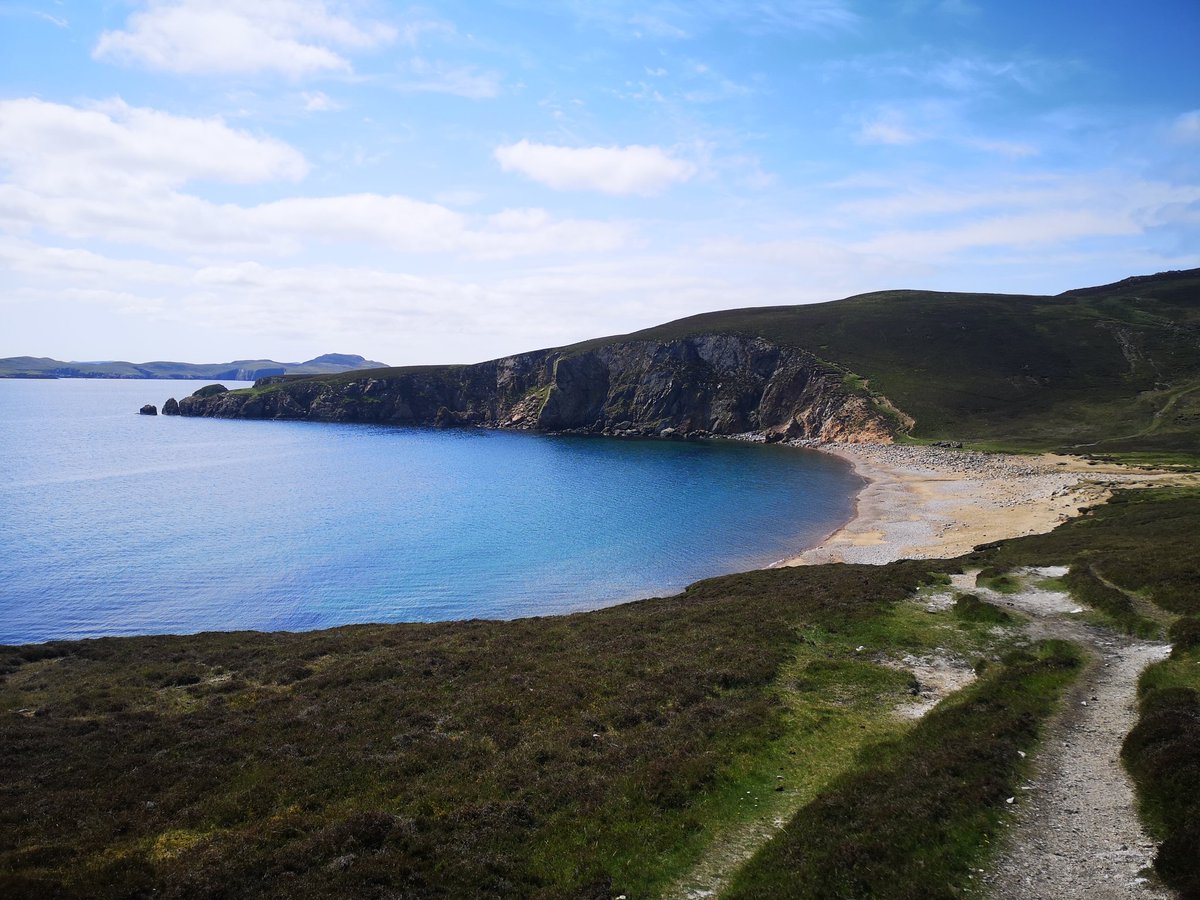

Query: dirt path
<box><xmin>664</xmin><ymin>568</ymin><xmax>1172</xmax><ymax>899</ymax></box>
<box><xmin>667</xmin><ymin>812</ymin><xmax>788</xmax><ymax>900</ymax></box>
<box><xmin>971</xmin><ymin>569</ymin><xmax>1174</xmax><ymax>899</ymax></box>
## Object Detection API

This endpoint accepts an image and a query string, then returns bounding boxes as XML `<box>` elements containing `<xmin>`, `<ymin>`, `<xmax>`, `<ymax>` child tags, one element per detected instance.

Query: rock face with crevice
<box><xmin>177</xmin><ymin>334</ymin><xmax>904</xmax><ymax>443</ymax></box>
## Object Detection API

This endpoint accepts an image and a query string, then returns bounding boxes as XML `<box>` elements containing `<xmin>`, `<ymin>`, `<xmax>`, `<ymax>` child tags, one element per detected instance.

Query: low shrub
<box><xmin>953</xmin><ymin>593</ymin><xmax>1014</xmax><ymax>624</ymax></box>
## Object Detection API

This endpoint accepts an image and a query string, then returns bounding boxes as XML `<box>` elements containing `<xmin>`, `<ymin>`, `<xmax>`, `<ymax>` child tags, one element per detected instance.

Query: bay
<box><xmin>0</xmin><ymin>379</ymin><xmax>862</xmax><ymax>644</ymax></box>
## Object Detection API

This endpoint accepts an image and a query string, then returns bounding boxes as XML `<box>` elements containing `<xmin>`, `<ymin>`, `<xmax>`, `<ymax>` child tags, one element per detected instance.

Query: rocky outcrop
<box><xmin>177</xmin><ymin>334</ymin><xmax>904</xmax><ymax>443</ymax></box>
<box><xmin>139</xmin><ymin>404</ymin><xmax>157</xmax><ymax>416</ymax></box>
<box><xmin>162</xmin><ymin>398</ymin><xmax>179</xmax><ymax>416</ymax></box>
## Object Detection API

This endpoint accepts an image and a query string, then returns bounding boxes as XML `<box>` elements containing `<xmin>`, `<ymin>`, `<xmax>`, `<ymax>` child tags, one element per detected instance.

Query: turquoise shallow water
<box><xmin>0</xmin><ymin>379</ymin><xmax>862</xmax><ymax>644</ymax></box>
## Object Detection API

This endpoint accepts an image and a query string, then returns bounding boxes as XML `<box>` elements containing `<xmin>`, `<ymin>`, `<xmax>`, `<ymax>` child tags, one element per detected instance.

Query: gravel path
<box><xmin>970</xmin><ymin>570</ymin><xmax>1174</xmax><ymax>900</ymax></box>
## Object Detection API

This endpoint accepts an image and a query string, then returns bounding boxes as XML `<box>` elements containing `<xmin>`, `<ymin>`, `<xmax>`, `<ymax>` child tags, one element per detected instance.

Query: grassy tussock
<box><xmin>953</xmin><ymin>593</ymin><xmax>1014</xmax><ymax>624</ymax></box>
<box><xmin>1123</xmin><ymin>656</ymin><xmax>1200</xmax><ymax>899</ymax></box>
<box><xmin>1062</xmin><ymin>564</ymin><xmax>1160</xmax><ymax>637</ymax></box>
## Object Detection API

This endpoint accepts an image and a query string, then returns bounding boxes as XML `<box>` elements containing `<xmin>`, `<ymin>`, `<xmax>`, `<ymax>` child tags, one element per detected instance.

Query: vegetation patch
<box><xmin>975</xmin><ymin>567</ymin><xmax>1021</xmax><ymax>594</ymax></box>
<box><xmin>953</xmin><ymin>593</ymin><xmax>1014</xmax><ymax>624</ymax></box>
<box><xmin>969</xmin><ymin>486</ymin><xmax>1200</xmax><ymax>617</ymax></box>
<box><xmin>1062</xmin><ymin>563</ymin><xmax>1160</xmax><ymax>637</ymax></box>
<box><xmin>0</xmin><ymin>562</ymin><xmax>961</xmax><ymax>900</ymax></box>
<box><xmin>725</xmin><ymin>641</ymin><xmax>1083</xmax><ymax>900</ymax></box>
<box><xmin>1123</xmin><ymin>657</ymin><xmax>1200</xmax><ymax>899</ymax></box>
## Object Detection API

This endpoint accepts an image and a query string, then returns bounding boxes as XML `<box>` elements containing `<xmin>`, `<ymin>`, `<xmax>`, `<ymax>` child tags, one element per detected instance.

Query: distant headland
<box><xmin>0</xmin><ymin>352</ymin><xmax>387</xmax><ymax>380</ymax></box>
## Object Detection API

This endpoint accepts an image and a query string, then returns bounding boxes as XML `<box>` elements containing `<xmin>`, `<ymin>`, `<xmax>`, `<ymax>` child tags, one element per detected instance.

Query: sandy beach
<box><xmin>784</xmin><ymin>444</ymin><xmax>1176</xmax><ymax>567</ymax></box>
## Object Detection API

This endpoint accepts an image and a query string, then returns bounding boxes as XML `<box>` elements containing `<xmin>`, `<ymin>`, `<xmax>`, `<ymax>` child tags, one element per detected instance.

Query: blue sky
<box><xmin>1</xmin><ymin>0</ymin><xmax>1198</xmax><ymax>365</ymax></box>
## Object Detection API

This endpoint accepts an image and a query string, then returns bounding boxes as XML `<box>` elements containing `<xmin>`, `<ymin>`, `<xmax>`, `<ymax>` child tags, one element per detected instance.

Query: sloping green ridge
<box><xmin>595</xmin><ymin>269</ymin><xmax>1200</xmax><ymax>452</ymax></box>
<box><xmin>253</xmin><ymin>268</ymin><xmax>1200</xmax><ymax>456</ymax></box>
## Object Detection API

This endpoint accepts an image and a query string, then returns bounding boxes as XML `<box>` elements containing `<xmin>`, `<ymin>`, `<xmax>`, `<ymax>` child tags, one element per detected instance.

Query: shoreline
<box><xmin>781</xmin><ymin>443</ymin><xmax>1172</xmax><ymax>567</ymax></box>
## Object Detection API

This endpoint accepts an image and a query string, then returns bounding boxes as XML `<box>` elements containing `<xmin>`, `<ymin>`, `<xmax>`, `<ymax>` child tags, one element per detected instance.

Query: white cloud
<box><xmin>0</xmin><ymin>97</ymin><xmax>308</xmax><ymax>192</ymax></box>
<box><xmin>302</xmin><ymin>91</ymin><xmax>341</xmax><ymax>112</ymax></box>
<box><xmin>0</xmin><ymin>181</ymin><xmax>627</xmax><ymax>260</ymax></box>
<box><xmin>397</xmin><ymin>58</ymin><xmax>501</xmax><ymax>99</ymax></box>
<box><xmin>858</xmin><ymin>115</ymin><xmax>919</xmax><ymax>146</ymax></box>
<box><xmin>493</xmin><ymin>140</ymin><xmax>697</xmax><ymax>195</ymax></box>
<box><xmin>966</xmin><ymin>137</ymin><xmax>1038</xmax><ymax>158</ymax></box>
<box><xmin>1171</xmin><ymin>110</ymin><xmax>1200</xmax><ymax>144</ymax></box>
<box><xmin>825</xmin><ymin>173</ymin><xmax>1200</xmax><ymax>260</ymax></box>
<box><xmin>854</xmin><ymin>104</ymin><xmax>1037</xmax><ymax>157</ymax></box>
<box><xmin>0</xmin><ymin>7</ymin><xmax>69</xmax><ymax>28</ymax></box>
<box><xmin>564</xmin><ymin>0</ymin><xmax>859</xmax><ymax>39</ymax></box>
<box><xmin>93</xmin><ymin>0</ymin><xmax>397</xmax><ymax>78</ymax></box>
<box><xmin>0</xmin><ymin>98</ymin><xmax>625</xmax><ymax>260</ymax></box>
<box><xmin>855</xmin><ymin>210</ymin><xmax>1138</xmax><ymax>258</ymax></box>
<box><xmin>35</xmin><ymin>11</ymin><xmax>69</xmax><ymax>28</ymax></box>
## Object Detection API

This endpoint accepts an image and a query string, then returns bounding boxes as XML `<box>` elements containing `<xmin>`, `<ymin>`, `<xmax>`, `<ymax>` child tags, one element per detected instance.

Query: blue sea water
<box><xmin>0</xmin><ymin>379</ymin><xmax>862</xmax><ymax>644</ymax></box>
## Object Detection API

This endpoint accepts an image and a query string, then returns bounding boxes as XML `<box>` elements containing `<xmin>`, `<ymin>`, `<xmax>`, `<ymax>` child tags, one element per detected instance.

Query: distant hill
<box><xmin>0</xmin><ymin>353</ymin><xmax>388</xmax><ymax>380</ymax></box>
<box><xmin>175</xmin><ymin>268</ymin><xmax>1200</xmax><ymax>464</ymax></box>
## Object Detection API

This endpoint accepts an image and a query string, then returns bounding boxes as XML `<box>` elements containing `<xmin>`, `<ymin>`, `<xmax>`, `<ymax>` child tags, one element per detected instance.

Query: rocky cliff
<box><xmin>176</xmin><ymin>334</ymin><xmax>906</xmax><ymax>443</ymax></box>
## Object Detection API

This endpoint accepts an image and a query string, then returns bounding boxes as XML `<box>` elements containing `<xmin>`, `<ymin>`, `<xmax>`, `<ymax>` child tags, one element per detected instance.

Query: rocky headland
<box><xmin>175</xmin><ymin>334</ymin><xmax>905</xmax><ymax>443</ymax></box>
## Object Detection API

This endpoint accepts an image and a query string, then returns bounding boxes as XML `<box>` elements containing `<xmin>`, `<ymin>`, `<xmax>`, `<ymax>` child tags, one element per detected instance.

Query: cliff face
<box><xmin>177</xmin><ymin>334</ymin><xmax>903</xmax><ymax>443</ymax></box>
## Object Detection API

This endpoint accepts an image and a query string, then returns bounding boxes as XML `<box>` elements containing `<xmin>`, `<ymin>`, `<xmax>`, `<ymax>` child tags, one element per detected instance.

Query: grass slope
<box><xmin>213</xmin><ymin>268</ymin><xmax>1200</xmax><ymax>461</ymax></box>
<box><xmin>597</xmin><ymin>268</ymin><xmax>1200</xmax><ymax>456</ymax></box>
<box><xmin>0</xmin><ymin>562</ymin><xmax>963</xmax><ymax>899</ymax></box>
<box><xmin>722</xmin><ymin>485</ymin><xmax>1200</xmax><ymax>899</ymax></box>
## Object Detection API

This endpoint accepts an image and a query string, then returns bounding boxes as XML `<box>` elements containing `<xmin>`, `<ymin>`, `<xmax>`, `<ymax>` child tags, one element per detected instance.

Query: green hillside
<box><xmin>234</xmin><ymin>268</ymin><xmax>1200</xmax><ymax>460</ymax></box>
<box><xmin>588</xmin><ymin>268</ymin><xmax>1200</xmax><ymax>456</ymax></box>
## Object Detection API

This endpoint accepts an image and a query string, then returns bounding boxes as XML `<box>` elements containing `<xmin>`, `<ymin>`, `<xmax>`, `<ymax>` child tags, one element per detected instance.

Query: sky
<box><xmin>1</xmin><ymin>1</ymin><xmax>1198</xmax><ymax>366</ymax></box>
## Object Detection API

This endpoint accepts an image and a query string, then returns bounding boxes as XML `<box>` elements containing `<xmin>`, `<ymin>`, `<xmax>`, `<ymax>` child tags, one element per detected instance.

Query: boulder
<box><xmin>139</xmin><ymin>404</ymin><xmax>157</xmax><ymax>416</ymax></box>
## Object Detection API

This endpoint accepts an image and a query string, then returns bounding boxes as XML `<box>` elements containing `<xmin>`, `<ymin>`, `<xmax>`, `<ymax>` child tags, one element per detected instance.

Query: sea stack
<box><xmin>139</xmin><ymin>404</ymin><xmax>157</xmax><ymax>416</ymax></box>
<box><xmin>162</xmin><ymin>398</ymin><xmax>180</xmax><ymax>416</ymax></box>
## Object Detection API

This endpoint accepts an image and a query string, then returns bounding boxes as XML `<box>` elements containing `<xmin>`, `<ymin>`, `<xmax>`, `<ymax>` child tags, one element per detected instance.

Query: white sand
<box><xmin>784</xmin><ymin>445</ymin><xmax>1174</xmax><ymax>567</ymax></box>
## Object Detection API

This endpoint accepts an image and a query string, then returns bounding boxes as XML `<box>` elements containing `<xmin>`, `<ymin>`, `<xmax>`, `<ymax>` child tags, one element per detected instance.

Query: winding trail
<box><xmin>665</xmin><ymin>564</ymin><xmax>1175</xmax><ymax>899</ymax></box>
<box><xmin>973</xmin><ymin>568</ymin><xmax>1174</xmax><ymax>900</ymax></box>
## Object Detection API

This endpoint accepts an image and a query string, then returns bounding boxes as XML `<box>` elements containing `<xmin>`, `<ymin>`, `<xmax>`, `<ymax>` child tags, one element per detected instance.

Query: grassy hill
<box><xmin>579</xmin><ymin>268</ymin><xmax>1200</xmax><ymax>458</ymax></box>
<box><xmin>232</xmin><ymin>268</ymin><xmax>1200</xmax><ymax>461</ymax></box>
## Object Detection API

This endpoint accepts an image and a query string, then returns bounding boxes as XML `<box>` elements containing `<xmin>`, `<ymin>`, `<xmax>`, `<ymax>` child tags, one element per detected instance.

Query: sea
<box><xmin>0</xmin><ymin>379</ymin><xmax>863</xmax><ymax>644</ymax></box>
